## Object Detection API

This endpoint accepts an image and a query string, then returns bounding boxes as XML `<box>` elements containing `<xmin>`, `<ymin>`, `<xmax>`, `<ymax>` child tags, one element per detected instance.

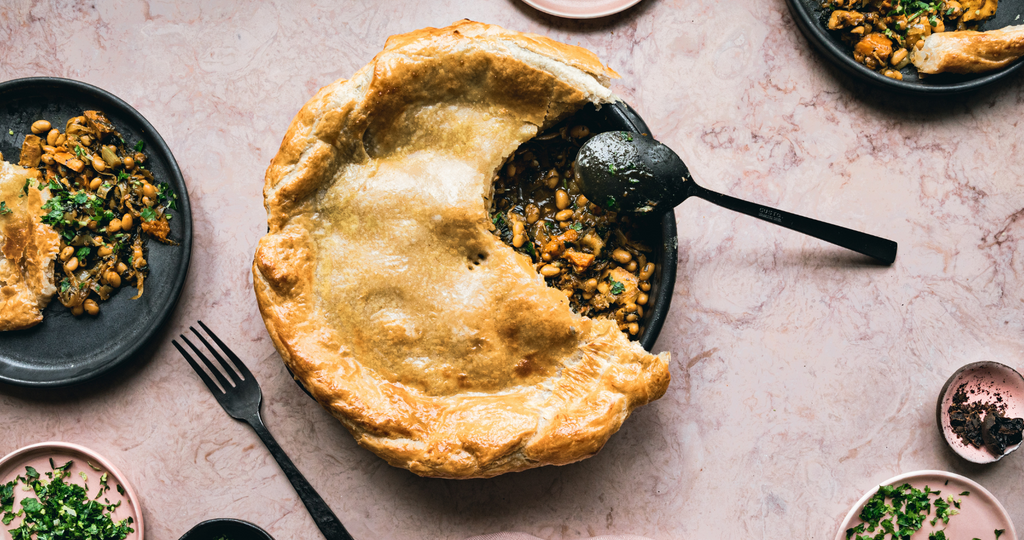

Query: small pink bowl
<box><xmin>0</xmin><ymin>442</ymin><xmax>144</xmax><ymax>540</ymax></box>
<box><xmin>520</xmin><ymin>0</ymin><xmax>642</xmax><ymax>19</ymax></box>
<box><xmin>937</xmin><ymin>361</ymin><xmax>1024</xmax><ymax>464</ymax></box>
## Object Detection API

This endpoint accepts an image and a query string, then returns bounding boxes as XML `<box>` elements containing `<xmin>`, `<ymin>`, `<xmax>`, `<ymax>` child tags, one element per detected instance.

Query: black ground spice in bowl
<box><xmin>938</xmin><ymin>361</ymin><xmax>1024</xmax><ymax>463</ymax></box>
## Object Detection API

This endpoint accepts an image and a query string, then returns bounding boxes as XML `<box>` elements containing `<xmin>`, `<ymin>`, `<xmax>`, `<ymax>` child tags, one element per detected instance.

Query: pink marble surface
<box><xmin>1</xmin><ymin>1</ymin><xmax>1023</xmax><ymax>539</ymax></box>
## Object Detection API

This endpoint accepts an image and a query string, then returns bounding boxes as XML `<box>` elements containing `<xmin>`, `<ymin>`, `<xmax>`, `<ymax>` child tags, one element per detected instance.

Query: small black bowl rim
<box><xmin>178</xmin><ymin>518</ymin><xmax>275</xmax><ymax>540</ymax></box>
<box><xmin>786</xmin><ymin>0</ymin><xmax>1024</xmax><ymax>95</ymax></box>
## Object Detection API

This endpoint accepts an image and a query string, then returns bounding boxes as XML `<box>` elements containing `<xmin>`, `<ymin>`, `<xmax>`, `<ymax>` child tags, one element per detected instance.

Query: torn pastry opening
<box><xmin>486</xmin><ymin>113</ymin><xmax>657</xmax><ymax>338</ymax></box>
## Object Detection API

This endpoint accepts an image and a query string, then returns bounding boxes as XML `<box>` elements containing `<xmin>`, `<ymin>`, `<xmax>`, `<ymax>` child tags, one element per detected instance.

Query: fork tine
<box><xmin>197</xmin><ymin>320</ymin><xmax>254</xmax><ymax>381</ymax></box>
<box><xmin>173</xmin><ymin>339</ymin><xmax>224</xmax><ymax>396</ymax></box>
<box><xmin>189</xmin><ymin>325</ymin><xmax>242</xmax><ymax>385</ymax></box>
<box><xmin>179</xmin><ymin>334</ymin><xmax>233</xmax><ymax>392</ymax></box>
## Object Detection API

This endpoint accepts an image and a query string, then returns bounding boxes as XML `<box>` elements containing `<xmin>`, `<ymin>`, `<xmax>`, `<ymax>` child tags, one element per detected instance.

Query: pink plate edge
<box><xmin>833</xmin><ymin>470</ymin><xmax>1016</xmax><ymax>540</ymax></box>
<box><xmin>0</xmin><ymin>441</ymin><xmax>145</xmax><ymax>540</ymax></box>
<box><xmin>519</xmin><ymin>0</ymin><xmax>643</xmax><ymax>19</ymax></box>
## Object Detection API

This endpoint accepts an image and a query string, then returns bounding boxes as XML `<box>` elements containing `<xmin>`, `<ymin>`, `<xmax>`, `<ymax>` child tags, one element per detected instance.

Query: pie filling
<box><xmin>488</xmin><ymin>119</ymin><xmax>656</xmax><ymax>338</ymax></box>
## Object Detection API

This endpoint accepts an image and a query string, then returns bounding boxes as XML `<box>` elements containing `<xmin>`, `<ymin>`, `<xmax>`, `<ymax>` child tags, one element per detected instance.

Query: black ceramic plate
<box><xmin>0</xmin><ymin>78</ymin><xmax>192</xmax><ymax>387</ymax></box>
<box><xmin>787</xmin><ymin>0</ymin><xmax>1024</xmax><ymax>94</ymax></box>
<box><xmin>287</xmin><ymin>100</ymin><xmax>678</xmax><ymax>397</ymax></box>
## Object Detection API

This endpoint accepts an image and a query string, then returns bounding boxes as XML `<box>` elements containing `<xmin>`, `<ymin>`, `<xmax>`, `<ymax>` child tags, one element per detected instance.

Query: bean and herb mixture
<box><xmin>17</xmin><ymin>111</ymin><xmax>178</xmax><ymax>317</ymax></box>
<box><xmin>489</xmin><ymin>123</ymin><xmax>656</xmax><ymax>338</ymax></box>
<box><xmin>821</xmin><ymin>0</ymin><xmax>999</xmax><ymax>79</ymax></box>
<box><xmin>1</xmin><ymin>460</ymin><xmax>134</xmax><ymax>540</ymax></box>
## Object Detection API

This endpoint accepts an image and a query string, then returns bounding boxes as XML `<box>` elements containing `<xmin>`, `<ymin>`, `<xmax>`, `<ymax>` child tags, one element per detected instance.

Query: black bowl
<box><xmin>178</xmin><ymin>518</ymin><xmax>275</xmax><ymax>540</ymax></box>
<box><xmin>285</xmin><ymin>100</ymin><xmax>677</xmax><ymax>397</ymax></box>
<box><xmin>786</xmin><ymin>0</ymin><xmax>1024</xmax><ymax>94</ymax></box>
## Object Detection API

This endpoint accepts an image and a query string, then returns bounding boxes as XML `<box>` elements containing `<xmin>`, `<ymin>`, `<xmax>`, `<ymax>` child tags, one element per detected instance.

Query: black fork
<box><xmin>173</xmin><ymin>321</ymin><xmax>355</xmax><ymax>540</ymax></box>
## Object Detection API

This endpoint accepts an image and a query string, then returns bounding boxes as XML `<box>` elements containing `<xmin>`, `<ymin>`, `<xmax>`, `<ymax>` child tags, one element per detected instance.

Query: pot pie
<box><xmin>254</xmin><ymin>20</ymin><xmax>671</xmax><ymax>478</ymax></box>
<box><xmin>0</xmin><ymin>161</ymin><xmax>60</xmax><ymax>331</ymax></box>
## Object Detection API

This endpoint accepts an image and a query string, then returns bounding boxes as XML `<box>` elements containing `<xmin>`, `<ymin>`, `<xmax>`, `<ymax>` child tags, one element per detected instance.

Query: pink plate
<box><xmin>937</xmin><ymin>361</ymin><xmax>1024</xmax><ymax>464</ymax></box>
<box><xmin>835</xmin><ymin>470</ymin><xmax>1015</xmax><ymax>540</ymax></box>
<box><xmin>519</xmin><ymin>0</ymin><xmax>643</xmax><ymax>19</ymax></box>
<box><xmin>0</xmin><ymin>442</ymin><xmax>143</xmax><ymax>540</ymax></box>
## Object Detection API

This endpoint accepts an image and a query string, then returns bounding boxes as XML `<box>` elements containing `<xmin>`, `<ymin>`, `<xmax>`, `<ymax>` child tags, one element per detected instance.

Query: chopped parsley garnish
<box><xmin>930</xmin><ymin>495</ymin><xmax>959</xmax><ymax>525</ymax></box>
<box><xmin>73</xmin><ymin>145</ymin><xmax>86</xmax><ymax>159</ymax></box>
<box><xmin>605</xmin><ymin>195</ymin><xmax>616</xmax><ymax>209</ymax></box>
<box><xmin>1</xmin><ymin>461</ymin><xmax>133</xmax><ymax>540</ymax></box>
<box><xmin>157</xmin><ymin>182</ymin><xmax>179</xmax><ymax>210</ymax></box>
<box><xmin>0</xmin><ymin>201</ymin><xmax>11</xmax><ymax>215</ymax></box>
<box><xmin>75</xmin><ymin>247</ymin><xmax>92</xmax><ymax>262</ymax></box>
<box><xmin>140</xmin><ymin>207</ymin><xmax>158</xmax><ymax>222</ymax></box>
<box><xmin>0</xmin><ymin>482</ymin><xmax>14</xmax><ymax>525</ymax></box>
<box><xmin>608</xmin><ymin>164</ymin><xmax>617</xmax><ymax>174</ymax></box>
<box><xmin>569</xmin><ymin>222</ymin><xmax>583</xmax><ymax>231</ymax></box>
<box><xmin>134</xmin><ymin>140</ymin><xmax>144</xmax><ymax>152</ymax></box>
<box><xmin>522</xmin><ymin>241</ymin><xmax>536</xmax><ymax>258</ymax></box>
<box><xmin>609</xmin><ymin>279</ymin><xmax>625</xmax><ymax>295</ymax></box>
<box><xmin>845</xmin><ymin>483</ymin><xmax>962</xmax><ymax>540</ymax></box>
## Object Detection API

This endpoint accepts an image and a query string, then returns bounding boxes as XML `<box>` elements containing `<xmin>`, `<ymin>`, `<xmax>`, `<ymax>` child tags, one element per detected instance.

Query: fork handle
<box><xmin>246</xmin><ymin>413</ymin><xmax>355</xmax><ymax>540</ymax></box>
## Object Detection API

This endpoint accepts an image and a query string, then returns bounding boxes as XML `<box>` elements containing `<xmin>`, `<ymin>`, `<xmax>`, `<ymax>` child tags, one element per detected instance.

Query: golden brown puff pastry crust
<box><xmin>0</xmin><ymin>162</ymin><xmax>59</xmax><ymax>331</ymax></box>
<box><xmin>911</xmin><ymin>24</ymin><xmax>1024</xmax><ymax>74</ymax></box>
<box><xmin>254</xmin><ymin>20</ymin><xmax>671</xmax><ymax>478</ymax></box>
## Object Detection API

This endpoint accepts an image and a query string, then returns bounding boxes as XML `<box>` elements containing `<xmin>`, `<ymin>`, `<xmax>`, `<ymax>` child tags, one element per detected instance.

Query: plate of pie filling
<box><xmin>0</xmin><ymin>77</ymin><xmax>192</xmax><ymax>387</ymax></box>
<box><xmin>835</xmin><ymin>470</ymin><xmax>1016</xmax><ymax>540</ymax></box>
<box><xmin>787</xmin><ymin>0</ymin><xmax>1024</xmax><ymax>94</ymax></box>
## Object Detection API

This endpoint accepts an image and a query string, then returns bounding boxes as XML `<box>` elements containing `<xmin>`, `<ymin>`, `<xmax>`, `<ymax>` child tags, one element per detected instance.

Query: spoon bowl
<box><xmin>575</xmin><ymin>131</ymin><xmax>691</xmax><ymax>214</ymax></box>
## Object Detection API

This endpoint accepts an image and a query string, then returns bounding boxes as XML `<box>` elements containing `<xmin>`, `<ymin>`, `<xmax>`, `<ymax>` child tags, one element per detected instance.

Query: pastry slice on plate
<box><xmin>0</xmin><ymin>161</ymin><xmax>60</xmax><ymax>331</ymax></box>
<box><xmin>911</xmin><ymin>24</ymin><xmax>1024</xmax><ymax>74</ymax></box>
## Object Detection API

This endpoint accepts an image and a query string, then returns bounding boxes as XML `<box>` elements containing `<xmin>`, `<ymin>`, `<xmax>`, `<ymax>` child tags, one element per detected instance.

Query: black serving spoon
<box><xmin>575</xmin><ymin>131</ymin><xmax>897</xmax><ymax>264</ymax></box>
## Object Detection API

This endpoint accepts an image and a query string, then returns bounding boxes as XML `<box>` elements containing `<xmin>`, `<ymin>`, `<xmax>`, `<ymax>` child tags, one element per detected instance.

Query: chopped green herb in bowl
<box><xmin>1</xmin><ymin>460</ymin><xmax>134</xmax><ymax>540</ymax></box>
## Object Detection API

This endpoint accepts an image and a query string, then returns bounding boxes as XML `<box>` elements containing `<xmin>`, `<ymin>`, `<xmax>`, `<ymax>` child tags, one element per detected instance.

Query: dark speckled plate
<box><xmin>787</xmin><ymin>0</ymin><xmax>1024</xmax><ymax>94</ymax></box>
<box><xmin>0</xmin><ymin>78</ymin><xmax>192</xmax><ymax>387</ymax></box>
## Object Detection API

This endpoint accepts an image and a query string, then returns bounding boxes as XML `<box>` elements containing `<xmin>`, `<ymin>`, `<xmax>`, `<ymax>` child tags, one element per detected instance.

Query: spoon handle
<box><xmin>688</xmin><ymin>182</ymin><xmax>897</xmax><ymax>264</ymax></box>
